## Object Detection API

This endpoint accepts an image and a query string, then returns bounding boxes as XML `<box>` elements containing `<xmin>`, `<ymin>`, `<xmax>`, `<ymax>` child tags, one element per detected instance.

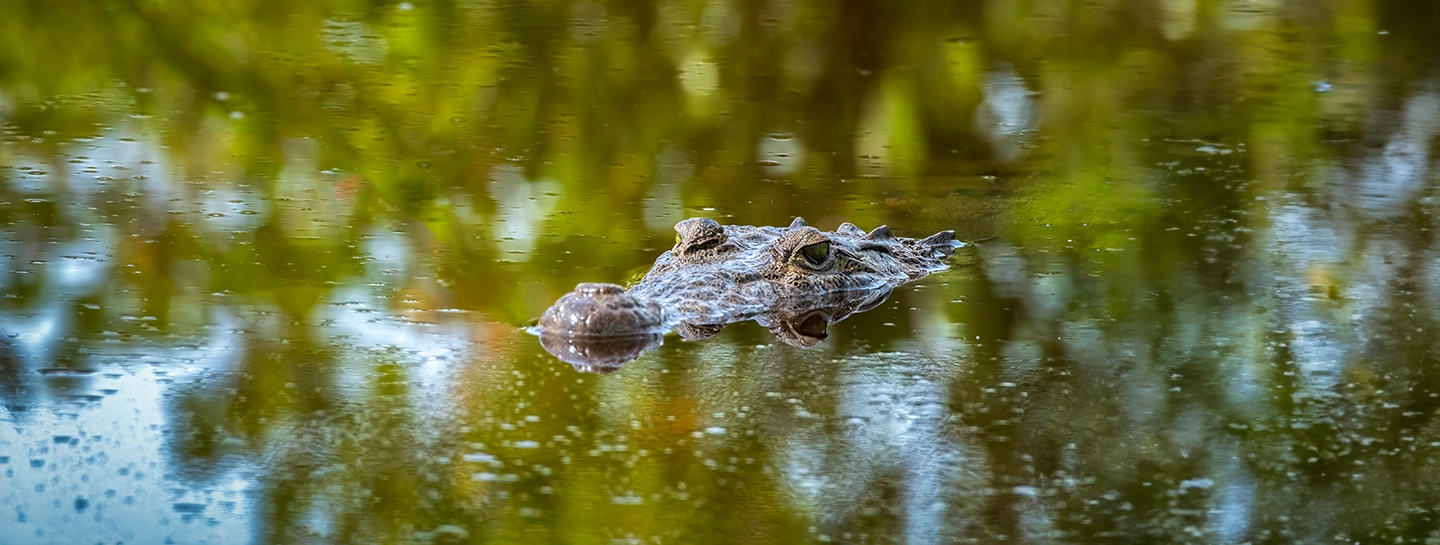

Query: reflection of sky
<box><xmin>1211</xmin><ymin>452</ymin><xmax>1256</xmax><ymax>544</ymax></box>
<box><xmin>53</xmin><ymin>244</ymin><xmax>111</xmax><ymax>290</ymax></box>
<box><xmin>837</xmin><ymin>355</ymin><xmax>967</xmax><ymax>545</ymax></box>
<box><xmin>974</xmin><ymin>64</ymin><xmax>1040</xmax><ymax>163</ymax></box>
<box><xmin>0</xmin><ymin>328</ymin><xmax>253</xmax><ymax>544</ymax></box>
<box><xmin>0</xmin><ymin>131</ymin><xmax>476</xmax><ymax>541</ymax></box>
<box><xmin>1349</xmin><ymin>87</ymin><xmax>1439</xmax><ymax>219</ymax></box>
<box><xmin>756</xmin><ymin>134</ymin><xmax>806</xmax><ymax>177</ymax></box>
<box><xmin>0</xmin><ymin>304</ymin><xmax>63</xmax><ymax>370</ymax></box>
<box><xmin>0</xmin><ymin>228</ymin><xmax>112</xmax><ymax>374</ymax></box>
<box><xmin>0</xmin><ymin>371</ymin><xmax>254</xmax><ymax>545</ymax></box>
<box><xmin>324</xmin><ymin>283</ymin><xmax>473</xmax><ymax>408</ymax></box>
<box><xmin>329</xmin><ymin>228</ymin><xmax>476</xmax><ymax>416</ymax></box>
<box><xmin>1262</xmin><ymin>203</ymin><xmax>1350</xmax><ymax>390</ymax></box>
<box><xmin>2</xmin><ymin>65</ymin><xmax>1438</xmax><ymax>544</ymax></box>
<box><xmin>757</xmin><ymin>347</ymin><xmax>973</xmax><ymax>543</ymax></box>
<box><xmin>489</xmin><ymin>165</ymin><xmax>561</xmax><ymax>262</ymax></box>
<box><xmin>4</xmin><ymin>128</ymin><xmax>171</xmax><ymax>203</ymax></box>
<box><xmin>0</xmin><ymin>186</ymin><xmax>243</xmax><ymax>545</ymax></box>
<box><xmin>0</xmin><ymin>226</ymin><xmax>476</xmax><ymax>544</ymax></box>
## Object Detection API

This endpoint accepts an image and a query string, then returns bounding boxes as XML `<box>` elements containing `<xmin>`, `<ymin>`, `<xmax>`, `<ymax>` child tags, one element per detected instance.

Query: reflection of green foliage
<box><xmin>6</xmin><ymin>0</ymin><xmax>1440</xmax><ymax>543</ymax></box>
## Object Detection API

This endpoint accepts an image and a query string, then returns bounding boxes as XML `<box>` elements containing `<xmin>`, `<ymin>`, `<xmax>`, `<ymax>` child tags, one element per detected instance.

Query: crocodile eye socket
<box><xmin>674</xmin><ymin>218</ymin><xmax>727</xmax><ymax>256</ymax></box>
<box><xmin>799</xmin><ymin>242</ymin><xmax>829</xmax><ymax>265</ymax></box>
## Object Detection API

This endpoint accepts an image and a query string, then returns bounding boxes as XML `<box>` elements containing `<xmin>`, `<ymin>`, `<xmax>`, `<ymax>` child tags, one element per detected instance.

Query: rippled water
<box><xmin>3</xmin><ymin>0</ymin><xmax>1440</xmax><ymax>543</ymax></box>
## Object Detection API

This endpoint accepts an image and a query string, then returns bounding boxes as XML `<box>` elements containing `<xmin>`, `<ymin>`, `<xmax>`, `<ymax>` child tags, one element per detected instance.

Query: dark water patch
<box><xmin>35</xmin><ymin>368</ymin><xmax>97</xmax><ymax>376</ymax></box>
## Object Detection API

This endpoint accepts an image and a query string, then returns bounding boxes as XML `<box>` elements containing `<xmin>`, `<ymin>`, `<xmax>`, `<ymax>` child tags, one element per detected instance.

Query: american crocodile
<box><xmin>538</xmin><ymin>217</ymin><xmax>962</xmax><ymax>371</ymax></box>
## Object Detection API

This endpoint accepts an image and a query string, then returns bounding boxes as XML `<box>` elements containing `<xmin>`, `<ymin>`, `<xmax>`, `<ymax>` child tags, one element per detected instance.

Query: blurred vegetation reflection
<box><xmin>2</xmin><ymin>0</ymin><xmax>1440</xmax><ymax>543</ymax></box>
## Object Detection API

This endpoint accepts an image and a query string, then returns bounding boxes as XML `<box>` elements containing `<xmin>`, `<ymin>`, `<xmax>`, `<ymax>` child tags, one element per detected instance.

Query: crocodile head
<box><xmin>537</xmin><ymin>217</ymin><xmax>961</xmax><ymax>368</ymax></box>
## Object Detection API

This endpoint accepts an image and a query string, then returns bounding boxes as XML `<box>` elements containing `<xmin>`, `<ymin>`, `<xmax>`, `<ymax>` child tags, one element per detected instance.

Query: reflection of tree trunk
<box><xmin>946</xmin><ymin>256</ymin><xmax>1026</xmax><ymax>543</ymax></box>
<box><xmin>0</xmin><ymin>340</ymin><xmax>29</xmax><ymax>414</ymax></box>
<box><xmin>805</xmin><ymin>0</ymin><xmax>885</xmax><ymax>177</ymax></box>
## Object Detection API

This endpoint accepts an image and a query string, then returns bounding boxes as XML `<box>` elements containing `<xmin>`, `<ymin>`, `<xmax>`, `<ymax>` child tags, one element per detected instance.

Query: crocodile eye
<box><xmin>800</xmin><ymin>242</ymin><xmax>829</xmax><ymax>265</ymax></box>
<box><xmin>798</xmin><ymin>314</ymin><xmax>829</xmax><ymax>339</ymax></box>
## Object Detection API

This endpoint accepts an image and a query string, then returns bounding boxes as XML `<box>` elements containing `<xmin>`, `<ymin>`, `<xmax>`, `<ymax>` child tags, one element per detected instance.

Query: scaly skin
<box><xmin>540</xmin><ymin>217</ymin><xmax>960</xmax><ymax>339</ymax></box>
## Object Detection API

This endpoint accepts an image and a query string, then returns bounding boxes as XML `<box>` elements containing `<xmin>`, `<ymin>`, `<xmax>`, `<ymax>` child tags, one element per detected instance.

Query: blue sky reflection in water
<box><xmin>2</xmin><ymin>0</ymin><xmax>1440</xmax><ymax>543</ymax></box>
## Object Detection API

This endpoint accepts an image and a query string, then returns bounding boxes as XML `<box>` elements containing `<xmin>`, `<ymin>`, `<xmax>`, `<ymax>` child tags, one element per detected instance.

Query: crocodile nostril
<box><xmin>540</xmin><ymin>286</ymin><xmax>664</xmax><ymax>336</ymax></box>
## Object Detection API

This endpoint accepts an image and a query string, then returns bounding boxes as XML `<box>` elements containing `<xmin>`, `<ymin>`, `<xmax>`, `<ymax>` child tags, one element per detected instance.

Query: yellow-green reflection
<box><xmin>3</xmin><ymin>0</ymin><xmax>1440</xmax><ymax>543</ymax></box>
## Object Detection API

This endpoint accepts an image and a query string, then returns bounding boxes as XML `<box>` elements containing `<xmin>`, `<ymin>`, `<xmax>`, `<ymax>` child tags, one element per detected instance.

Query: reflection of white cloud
<box><xmin>0</xmin><ymin>311</ymin><xmax>251</xmax><ymax>544</ymax></box>
<box><xmin>1030</xmin><ymin>270</ymin><xmax>1072</xmax><ymax>322</ymax></box>
<box><xmin>198</xmin><ymin>186</ymin><xmax>267</xmax><ymax>232</ymax></box>
<box><xmin>362</xmin><ymin>227</ymin><xmax>409</xmax><ymax>277</ymax></box>
<box><xmin>973</xmin><ymin>64</ymin><xmax>1040</xmax><ymax>163</ymax></box>
<box><xmin>1213</xmin><ymin>467</ymin><xmax>1255</xmax><ymax>543</ymax></box>
<box><xmin>324</xmin><ymin>284</ymin><xmax>472</xmax><ymax>409</ymax></box>
<box><xmin>6</xmin><ymin>310</ymin><xmax>60</xmax><ymax>367</ymax></box>
<box><xmin>488</xmin><ymin>166</ymin><xmax>561</xmax><ymax>262</ymax></box>
<box><xmin>52</xmin><ymin>237</ymin><xmax>112</xmax><ymax>290</ymax></box>
<box><xmin>757</xmin><ymin>134</ymin><xmax>806</xmax><ymax>177</ymax></box>
<box><xmin>678</xmin><ymin>48</ymin><xmax>720</xmax><ymax>98</ymax></box>
<box><xmin>1349</xmin><ymin>87</ymin><xmax>1439</xmax><ymax>218</ymax></box>
<box><xmin>1265</xmin><ymin>203</ymin><xmax>1350</xmax><ymax>390</ymax></box>
<box><xmin>54</xmin><ymin>128</ymin><xmax>174</xmax><ymax>207</ymax></box>
<box><xmin>773</xmin><ymin>353</ymin><xmax>975</xmax><ymax>544</ymax></box>
<box><xmin>0</xmin><ymin>369</ymin><xmax>256</xmax><ymax>545</ymax></box>
<box><xmin>0</xmin><ymin>236</ymin><xmax>115</xmax><ymax>367</ymax></box>
<box><xmin>779</xmin><ymin>440</ymin><xmax>830</xmax><ymax>511</ymax></box>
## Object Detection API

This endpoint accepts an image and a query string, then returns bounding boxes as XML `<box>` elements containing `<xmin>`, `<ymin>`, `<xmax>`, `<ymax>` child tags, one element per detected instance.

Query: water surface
<box><xmin>3</xmin><ymin>0</ymin><xmax>1440</xmax><ymax>543</ymax></box>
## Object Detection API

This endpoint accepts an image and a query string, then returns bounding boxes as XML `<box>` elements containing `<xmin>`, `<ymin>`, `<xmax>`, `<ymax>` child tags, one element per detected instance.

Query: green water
<box><xmin>3</xmin><ymin>0</ymin><xmax>1440</xmax><ymax>543</ymax></box>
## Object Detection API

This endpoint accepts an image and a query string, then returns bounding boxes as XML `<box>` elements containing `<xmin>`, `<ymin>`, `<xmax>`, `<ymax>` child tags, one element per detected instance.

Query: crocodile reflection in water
<box><xmin>538</xmin><ymin>217</ymin><xmax>962</xmax><ymax>372</ymax></box>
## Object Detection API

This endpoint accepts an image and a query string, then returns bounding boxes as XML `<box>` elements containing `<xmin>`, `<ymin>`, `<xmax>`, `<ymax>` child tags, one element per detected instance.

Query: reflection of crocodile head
<box><xmin>538</xmin><ymin>217</ymin><xmax>961</xmax><ymax>370</ymax></box>
<box><xmin>756</xmin><ymin>287</ymin><xmax>895</xmax><ymax>348</ymax></box>
<box><xmin>538</xmin><ymin>332</ymin><xmax>663</xmax><ymax>374</ymax></box>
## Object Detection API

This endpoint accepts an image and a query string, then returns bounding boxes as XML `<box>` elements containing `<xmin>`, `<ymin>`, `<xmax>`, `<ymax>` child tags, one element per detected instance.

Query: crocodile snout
<box><xmin>539</xmin><ymin>283</ymin><xmax>666</xmax><ymax>337</ymax></box>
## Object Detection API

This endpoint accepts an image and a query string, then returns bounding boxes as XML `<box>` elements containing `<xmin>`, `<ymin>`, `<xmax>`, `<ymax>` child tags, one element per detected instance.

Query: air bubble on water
<box><xmin>610</xmin><ymin>494</ymin><xmax>643</xmax><ymax>505</ymax></box>
<box><xmin>462</xmin><ymin>453</ymin><xmax>494</xmax><ymax>463</ymax></box>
